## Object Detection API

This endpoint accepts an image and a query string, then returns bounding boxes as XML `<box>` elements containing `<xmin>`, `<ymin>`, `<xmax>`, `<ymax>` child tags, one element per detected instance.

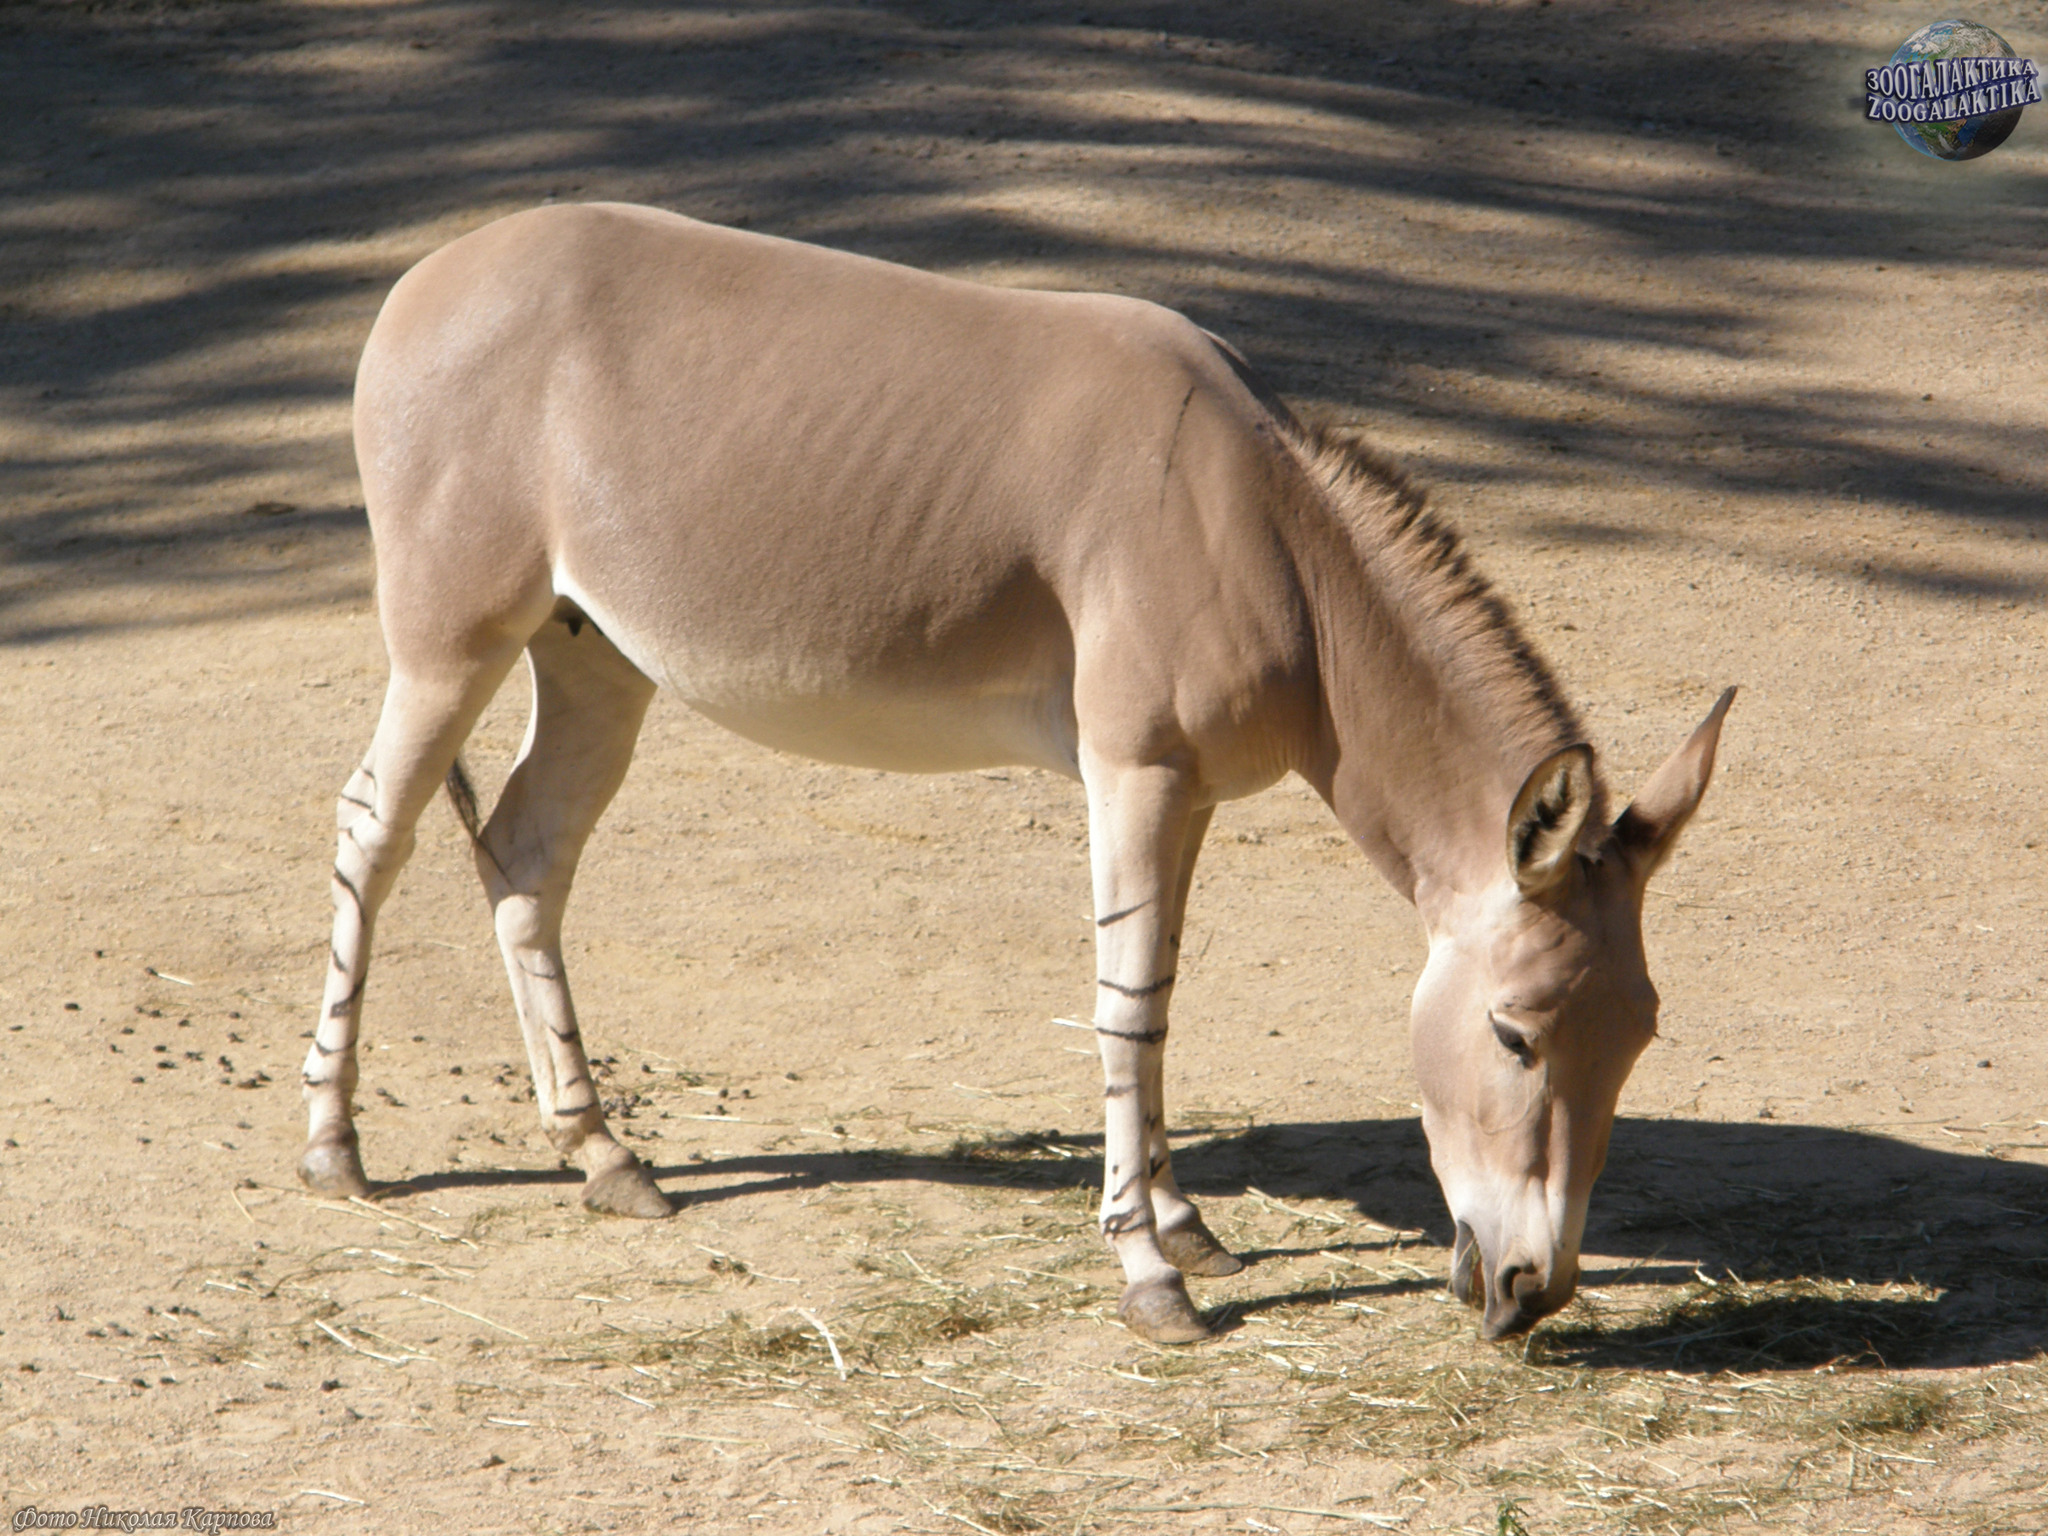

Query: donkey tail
<box><xmin>444</xmin><ymin>755</ymin><xmax>486</xmax><ymax>845</ymax></box>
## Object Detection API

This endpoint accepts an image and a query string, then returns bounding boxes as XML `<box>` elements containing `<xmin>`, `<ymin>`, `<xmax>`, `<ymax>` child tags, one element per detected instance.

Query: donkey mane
<box><xmin>1285</xmin><ymin>419</ymin><xmax>1604</xmax><ymax>819</ymax></box>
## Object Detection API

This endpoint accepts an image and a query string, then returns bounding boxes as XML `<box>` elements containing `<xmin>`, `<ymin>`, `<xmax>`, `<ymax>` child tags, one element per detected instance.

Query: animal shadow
<box><xmin>1171</xmin><ymin>1115</ymin><xmax>2048</xmax><ymax>1372</ymax></box>
<box><xmin>397</xmin><ymin>1112</ymin><xmax>2047</xmax><ymax>1371</ymax></box>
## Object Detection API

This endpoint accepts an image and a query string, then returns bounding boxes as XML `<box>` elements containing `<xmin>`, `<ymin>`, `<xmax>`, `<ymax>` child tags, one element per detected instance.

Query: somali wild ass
<box><xmin>305</xmin><ymin>204</ymin><xmax>1731</xmax><ymax>1343</ymax></box>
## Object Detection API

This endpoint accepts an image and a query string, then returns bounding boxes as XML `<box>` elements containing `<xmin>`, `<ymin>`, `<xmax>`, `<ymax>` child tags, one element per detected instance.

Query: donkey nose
<box><xmin>1480</xmin><ymin>1261</ymin><xmax>1558</xmax><ymax>1339</ymax></box>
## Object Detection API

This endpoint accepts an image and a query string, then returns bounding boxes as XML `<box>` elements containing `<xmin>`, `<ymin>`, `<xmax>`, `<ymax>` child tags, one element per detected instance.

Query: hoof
<box><xmin>582</xmin><ymin>1158</ymin><xmax>675</xmax><ymax>1219</ymax></box>
<box><xmin>1158</xmin><ymin>1213</ymin><xmax>1244</xmax><ymax>1277</ymax></box>
<box><xmin>298</xmin><ymin>1136</ymin><xmax>372</xmax><ymax>1199</ymax></box>
<box><xmin>1118</xmin><ymin>1273</ymin><xmax>1211</xmax><ymax>1344</ymax></box>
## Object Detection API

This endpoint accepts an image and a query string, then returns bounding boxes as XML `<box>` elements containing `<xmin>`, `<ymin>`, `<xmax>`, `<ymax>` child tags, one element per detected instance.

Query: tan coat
<box><xmin>303</xmin><ymin>205</ymin><xmax>1731</xmax><ymax>1344</ymax></box>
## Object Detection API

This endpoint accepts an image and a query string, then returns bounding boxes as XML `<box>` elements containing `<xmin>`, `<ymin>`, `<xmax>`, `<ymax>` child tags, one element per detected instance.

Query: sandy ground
<box><xmin>4</xmin><ymin>2</ymin><xmax>2048</xmax><ymax>1531</ymax></box>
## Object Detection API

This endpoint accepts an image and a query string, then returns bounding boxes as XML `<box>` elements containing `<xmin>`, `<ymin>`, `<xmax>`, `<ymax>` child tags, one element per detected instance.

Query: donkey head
<box><xmin>1410</xmin><ymin>689</ymin><xmax>1735</xmax><ymax>1338</ymax></box>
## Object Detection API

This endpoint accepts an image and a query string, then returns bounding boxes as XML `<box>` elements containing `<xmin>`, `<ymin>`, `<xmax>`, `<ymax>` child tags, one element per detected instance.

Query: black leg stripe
<box><xmin>313</xmin><ymin>1037</ymin><xmax>341</xmax><ymax>1057</ymax></box>
<box><xmin>1111</xmin><ymin>1175</ymin><xmax>1137</xmax><ymax>1202</ymax></box>
<box><xmin>1149</xmin><ymin>1154</ymin><xmax>1167</xmax><ymax>1177</ymax></box>
<box><xmin>326</xmin><ymin>975</ymin><xmax>363</xmax><ymax>1018</ymax></box>
<box><xmin>1100</xmin><ymin>1208</ymin><xmax>1151</xmax><ymax>1236</ymax></box>
<box><xmin>1103</xmin><ymin>1081</ymin><xmax>1137</xmax><ymax>1098</ymax></box>
<box><xmin>302</xmin><ymin>1074</ymin><xmax>329</xmax><ymax>1087</ymax></box>
<box><xmin>332</xmin><ymin>867</ymin><xmax>364</xmax><ymax>915</ymax></box>
<box><xmin>554</xmin><ymin>1101</ymin><xmax>596</xmax><ymax>1117</ymax></box>
<box><xmin>1095</xmin><ymin>1025</ymin><xmax>1167</xmax><ymax>1043</ymax></box>
<box><xmin>1098</xmin><ymin>975</ymin><xmax>1174</xmax><ymax>999</ymax></box>
<box><xmin>339</xmin><ymin>793</ymin><xmax>373</xmax><ymax>812</ymax></box>
<box><xmin>1096</xmin><ymin>901</ymin><xmax>1151</xmax><ymax>928</ymax></box>
<box><xmin>548</xmin><ymin>1025</ymin><xmax>580</xmax><ymax>1042</ymax></box>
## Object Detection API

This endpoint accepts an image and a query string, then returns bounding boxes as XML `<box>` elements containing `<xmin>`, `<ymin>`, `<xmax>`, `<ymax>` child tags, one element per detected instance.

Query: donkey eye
<box><xmin>1490</xmin><ymin>1014</ymin><xmax>1537</xmax><ymax>1067</ymax></box>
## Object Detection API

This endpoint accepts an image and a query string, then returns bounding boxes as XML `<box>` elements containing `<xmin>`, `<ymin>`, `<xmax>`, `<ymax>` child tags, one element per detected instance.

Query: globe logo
<box><xmin>1865</xmin><ymin>20</ymin><xmax>2040</xmax><ymax>159</ymax></box>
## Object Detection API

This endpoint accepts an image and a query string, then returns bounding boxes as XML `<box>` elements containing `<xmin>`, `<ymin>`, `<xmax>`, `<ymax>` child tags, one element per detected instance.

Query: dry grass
<box><xmin>502</xmin><ymin>1220</ymin><xmax>2043</xmax><ymax>1530</ymax></box>
<box><xmin>1533</xmin><ymin>1273</ymin><xmax>1951</xmax><ymax>1371</ymax></box>
<box><xmin>189</xmin><ymin>1150</ymin><xmax>2048</xmax><ymax>1533</ymax></box>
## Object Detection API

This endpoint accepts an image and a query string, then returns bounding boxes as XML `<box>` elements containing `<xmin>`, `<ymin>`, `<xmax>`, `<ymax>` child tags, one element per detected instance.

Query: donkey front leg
<box><xmin>473</xmin><ymin>621</ymin><xmax>671</xmax><ymax>1218</ymax></box>
<box><xmin>1085</xmin><ymin>759</ymin><xmax>1214</xmax><ymax>1344</ymax></box>
<box><xmin>1144</xmin><ymin>806</ymin><xmax>1242</xmax><ymax>1279</ymax></box>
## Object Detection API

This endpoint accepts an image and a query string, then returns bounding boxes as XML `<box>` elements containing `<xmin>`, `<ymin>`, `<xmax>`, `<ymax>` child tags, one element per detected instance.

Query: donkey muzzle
<box><xmin>1479</xmin><ymin>1257</ymin><xmax>1574</xmax><ymax>1339</ymax></box>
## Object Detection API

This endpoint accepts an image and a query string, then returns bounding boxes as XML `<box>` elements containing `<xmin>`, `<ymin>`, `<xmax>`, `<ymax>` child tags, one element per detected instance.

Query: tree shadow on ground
<box><xmin>5</xmin><ymin>1</ymin><xmax>2044</xmax><ymax>642</ymax></box>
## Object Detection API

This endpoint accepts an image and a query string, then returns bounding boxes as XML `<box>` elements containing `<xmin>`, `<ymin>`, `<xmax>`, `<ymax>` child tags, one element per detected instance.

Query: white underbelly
<box><xmin>555</xmin><ymin>570</ymin><xmax>1080</xmax><ymax>776</ymax></box>
<box><xmin>689</xmin><ymin>690</ymin><xmax>1079</xmax><ymax>775</ymax></box>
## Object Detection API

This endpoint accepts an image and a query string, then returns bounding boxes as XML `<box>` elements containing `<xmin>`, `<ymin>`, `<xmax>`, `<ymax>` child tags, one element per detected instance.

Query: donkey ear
<box><xmin>1613</xmin><ymin>687</ymin><xmax>1737</xmax><ymax>880</ymax></box>
<box><xmin>1506</xmin><ymin>744</ymin><xmax>1598</xmax><ymax>897</ymax></box>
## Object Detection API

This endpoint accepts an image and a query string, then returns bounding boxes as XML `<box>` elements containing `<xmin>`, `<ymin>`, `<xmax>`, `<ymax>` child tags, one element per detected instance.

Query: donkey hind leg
<box><xmin>302</xmin><ymin>660</ymin><xmax>522</xmax><ymax>1196</ymax></box>
<box><xmin>471</xmin><ymin>617</ymin><xmax>668</xmax><ymax>1218</ymax></box>
<box><xmin>1086</xmin><ymin>758</ymin><xmax>1213</xmax><ymax>1344</ymax></box>
<box><xmin>1142</xmin><ymin>805</ymin><xmax>1243</xmax><ymax>1280</ymax></box>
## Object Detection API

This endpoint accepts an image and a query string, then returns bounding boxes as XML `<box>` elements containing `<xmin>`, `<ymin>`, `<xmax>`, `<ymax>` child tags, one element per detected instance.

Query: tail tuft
<box><xmin>444</xmin><ymin>755</ymin><xmax>485</xmax><ymax>844</ymax></box>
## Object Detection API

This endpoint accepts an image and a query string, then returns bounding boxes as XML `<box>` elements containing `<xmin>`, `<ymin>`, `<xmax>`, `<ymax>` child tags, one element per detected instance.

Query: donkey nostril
<box><xmin>1508</xmin><ymin>1267</ymin><xmax>1547</xmax><ymax>1313</ymax></box>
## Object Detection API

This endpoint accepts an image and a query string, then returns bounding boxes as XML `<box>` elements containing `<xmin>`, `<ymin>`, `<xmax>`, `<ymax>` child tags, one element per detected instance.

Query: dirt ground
<box><xmin>5</xmin><ymin>1</ymin><xmax>2048</xmax><ymax>1531</ymax></box>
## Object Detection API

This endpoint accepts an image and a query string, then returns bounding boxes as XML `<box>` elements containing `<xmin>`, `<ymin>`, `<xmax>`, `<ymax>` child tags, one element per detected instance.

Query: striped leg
<box><xmin>1085</xmin><ymin>759</ymin><xmax>1211</xmax><ymax>1344</ymax></box>
<box><xmin>472</xmin><ymin>618</ymin><xmax>669</xmax><ymax>1218</ymax></box>
<box><xmin>1143</xmin><ymin>806</ymin><xmax>1242</xmax><ymax>1279</ymax></box>
<box><xmin>302</xmin><ymin>663</ymin><xmax>516</xmax><ymax>1196</ymax></box>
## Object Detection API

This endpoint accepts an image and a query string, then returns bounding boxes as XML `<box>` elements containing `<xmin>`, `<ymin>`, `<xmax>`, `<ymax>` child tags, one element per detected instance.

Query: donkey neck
<box><xmin>1280</xmin><ymin>431</ymin><xmax>1598</xmax><ymax>918</ymax></box>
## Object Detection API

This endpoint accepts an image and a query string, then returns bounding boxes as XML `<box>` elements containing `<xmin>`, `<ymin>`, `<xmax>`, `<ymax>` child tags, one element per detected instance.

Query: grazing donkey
<box><xmin>306</xmin><ymin>204</ymin><xmax>1732</xmax><ymax>1344</ymax></box>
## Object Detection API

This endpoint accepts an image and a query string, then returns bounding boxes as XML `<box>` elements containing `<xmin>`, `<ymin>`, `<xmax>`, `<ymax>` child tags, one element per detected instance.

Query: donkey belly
<box><xmin>551</xmin><ymin>561</ymin><xmax>1083</xmax><ymax>778</ymax></box>
<box><xmin>694</xmin><ymin>688</ymin><xmax>1080</xmax><ymax>776</ymax></box>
